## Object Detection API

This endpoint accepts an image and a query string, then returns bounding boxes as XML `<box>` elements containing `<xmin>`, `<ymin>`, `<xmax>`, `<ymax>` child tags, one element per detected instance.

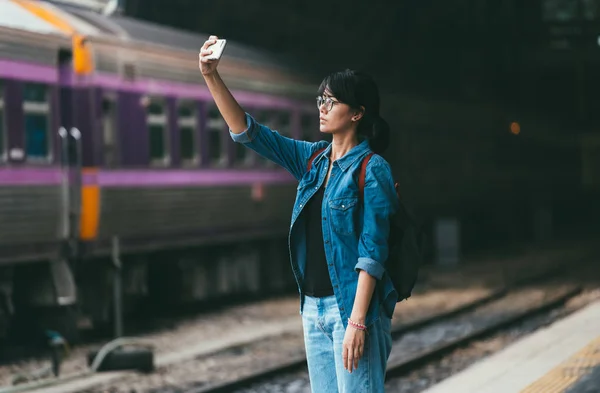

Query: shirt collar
<box><xmin>314</xmin><ymin>139</ymin><xmax>372</xmax><ymax>172</ymax></box>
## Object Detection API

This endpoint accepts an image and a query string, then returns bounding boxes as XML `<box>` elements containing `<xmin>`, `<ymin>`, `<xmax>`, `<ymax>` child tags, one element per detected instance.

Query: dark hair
<box><xmin>318</xmin><ymin>69</ymin><xmax>390</xmax><ymax>154</ymax></box>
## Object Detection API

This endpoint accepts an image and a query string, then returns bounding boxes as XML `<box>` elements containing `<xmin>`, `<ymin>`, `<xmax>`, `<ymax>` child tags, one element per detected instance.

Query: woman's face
<box><xmin>318</xmin><ymin>89</ymin><xmax>358</xmax><ymax>135</ymax></box>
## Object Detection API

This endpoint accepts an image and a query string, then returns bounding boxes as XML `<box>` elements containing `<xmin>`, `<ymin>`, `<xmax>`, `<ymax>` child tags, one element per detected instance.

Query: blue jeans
<box><xmin>301</xmin><ymin>295</ymin><xmax>392</xmax><ymax>393</ymax></box>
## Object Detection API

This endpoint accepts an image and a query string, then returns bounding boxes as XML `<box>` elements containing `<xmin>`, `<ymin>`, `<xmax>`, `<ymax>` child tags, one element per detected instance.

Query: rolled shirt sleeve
<box><xmin>229</xmin><ymin>113</ymin><xmax>258</xmax><ymax>144</ymax></box>
<box><xmin>355</xmin><ymin>157</ymin><xmax>399</xmax><ymax>280</ymax></box>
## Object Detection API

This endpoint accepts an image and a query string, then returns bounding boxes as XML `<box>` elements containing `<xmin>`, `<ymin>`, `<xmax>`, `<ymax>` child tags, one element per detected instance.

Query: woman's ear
<box><xmin>352</xmin><ymin>106</ymin><xmax>365</xmax><ymax>122</ymax></box>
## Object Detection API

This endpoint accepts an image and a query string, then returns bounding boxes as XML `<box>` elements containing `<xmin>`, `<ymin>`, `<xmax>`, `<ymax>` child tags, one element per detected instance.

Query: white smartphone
<box><xmin>206</xmin><ymin>39</ymin><xmax>227</xmax><ymax>60</ymax></box>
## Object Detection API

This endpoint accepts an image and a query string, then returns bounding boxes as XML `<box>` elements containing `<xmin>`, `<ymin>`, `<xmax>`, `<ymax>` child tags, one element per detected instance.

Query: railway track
<box><xmin>177</xmin><ymin>274</ymin><xmax>581</xmax><ymax>393</ymax></box>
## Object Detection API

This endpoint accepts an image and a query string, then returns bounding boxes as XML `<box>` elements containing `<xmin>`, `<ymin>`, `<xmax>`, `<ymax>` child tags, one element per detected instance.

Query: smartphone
<box><xmin>206</xmin><ymin>39</ymin><xmax>227</xmax><ymax>60</ymax></box>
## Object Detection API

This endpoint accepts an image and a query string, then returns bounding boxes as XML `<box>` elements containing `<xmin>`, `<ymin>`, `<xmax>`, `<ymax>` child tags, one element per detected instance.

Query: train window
<box><xmin>102</xmin><ymin>95</ymin><xmax>118</xmax><ymax>167</ymax></box>
<box><xmin>178</xmin><ymin>101</ymin><xmax>198</xmax><ymax>164</ymax></box>
<box><xmin>235</xmin><ymin>140</ymin><xmax>247</xmax><ymax>164</ymax></box>
<box><xmin>206</xmin><ymin>106</ymin><xmax>225</xmax><ymax>166</ymax></box>
<box><xmin>178</xmin><ymin>105</ymin><xmax>194</xmax><ymax>117</ymax></box>
<box><xmin>259</xmin><ymin>110</ymin><xmax>278</xmax><ymax>130</ymax></box>
<box><xmin>0</xmin><ymin>81</ymin><xmax>4</xmax><ymax>161</ymax></box>
<box><xmin>259</xmin><ymin>110</ymin><xmax>291</xmax><ymax>136</ymax></box>
<box><xmin>23</xmin><ymin>83</ymin><xmax>50</xmax><ymax>161</ymax></box>
<box><xmin>23</xmin><ymin>83</ymin><xmax>47</xmax><ymax>102</ymax></box>
<box><xmin>147</xmin><ymin>97</ymin><xmax>169</xmax><ymax>165</ymax></box>
<box><xmin>277</xmin><ymin>111</ymin><xmax>291</xmax><ymax>136</ymax></box>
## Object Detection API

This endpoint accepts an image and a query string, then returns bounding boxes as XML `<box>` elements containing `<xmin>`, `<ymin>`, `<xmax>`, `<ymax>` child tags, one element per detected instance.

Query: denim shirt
<box><xmin>230</xmin><ymin>113</ymin><xmax>399</xmax><ymax>328</ymax></box>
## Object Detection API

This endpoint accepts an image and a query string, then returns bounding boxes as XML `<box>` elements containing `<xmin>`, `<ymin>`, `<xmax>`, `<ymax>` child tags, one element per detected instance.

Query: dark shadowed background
<box><xmin>122</xmin><ymin>0</ymin><xmax>600</xmax><ymax>253</ymax></box>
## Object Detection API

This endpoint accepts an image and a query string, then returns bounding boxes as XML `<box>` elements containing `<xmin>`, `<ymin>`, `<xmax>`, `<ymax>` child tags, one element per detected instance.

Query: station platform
<box><xmin>422</xmin><ymin>299</ymin><xmax>600</xmax><ymax>393</ymax></box>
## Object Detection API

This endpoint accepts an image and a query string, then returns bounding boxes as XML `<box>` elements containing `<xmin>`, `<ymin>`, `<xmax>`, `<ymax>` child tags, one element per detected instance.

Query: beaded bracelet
<box><xmin>348</xmin><ymin>318</ymin><xmax>367</xmax><ymax>331</ymax></box>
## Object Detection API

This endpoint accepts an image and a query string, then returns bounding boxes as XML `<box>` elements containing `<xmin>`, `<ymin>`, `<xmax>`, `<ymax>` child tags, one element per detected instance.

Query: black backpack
<box><xmin>308</xmin><ymin>148</ymin><xmax>423</xmax><ymax>301</ymax></box>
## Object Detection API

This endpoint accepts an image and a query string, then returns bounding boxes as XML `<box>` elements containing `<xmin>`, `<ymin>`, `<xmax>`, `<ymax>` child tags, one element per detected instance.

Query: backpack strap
<box><xmin>307</xmin><ymin>147</ymin><xmax>327</xmax><ymax>172</ymax></box>
<box><xmin>358</xmin><ymin>153</ymin><xmax>375</xmax><ymax>203</ymax></box>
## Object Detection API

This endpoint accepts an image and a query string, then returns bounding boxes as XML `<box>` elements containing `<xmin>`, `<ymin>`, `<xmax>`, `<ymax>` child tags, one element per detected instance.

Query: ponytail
<box><xmin>369</xmin><ymin>115</ymin><xmax>390</xmax><ymax>154</ymax></box>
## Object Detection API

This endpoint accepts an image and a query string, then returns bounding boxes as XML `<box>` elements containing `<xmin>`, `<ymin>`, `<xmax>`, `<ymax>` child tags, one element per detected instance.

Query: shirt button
<box><xmin>299</xmin><ymin>204</ymin><xmax>303</xmax><ymax>208</ymax></box>
<box><xmin>325</xmin><ymin>240</ymin><xmax>330</xmax><ymax>244</ymax></box>
<box><xmin>314</xmin><ymin>187</ymin><xmax>318</xmax><ymax>190</ymax></box>
<box><xmin>342</xmin><ymin>205</ymin><xmax>345</xmax><ymax>208</ymax></box>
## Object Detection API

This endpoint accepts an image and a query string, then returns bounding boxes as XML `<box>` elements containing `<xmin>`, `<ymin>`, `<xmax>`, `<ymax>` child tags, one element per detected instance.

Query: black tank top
<box><xmin>303</xmin><ymin>185</ymin><xmax>334</xmax><ymax>297</ymax></box>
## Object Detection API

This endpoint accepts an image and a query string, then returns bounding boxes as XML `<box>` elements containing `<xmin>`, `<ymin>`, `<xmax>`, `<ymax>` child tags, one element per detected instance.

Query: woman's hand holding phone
<box><xmin>199</xmin><ymin>35</ymin><xmax>226</xmax><ymax>75</ymax></box>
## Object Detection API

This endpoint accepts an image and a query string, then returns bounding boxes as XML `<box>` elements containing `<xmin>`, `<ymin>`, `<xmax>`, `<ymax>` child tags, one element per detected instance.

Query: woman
<box><xmin>199</xmin><ymin>35</ymin><xmax>399</xmax><ymax>393</ymax></box>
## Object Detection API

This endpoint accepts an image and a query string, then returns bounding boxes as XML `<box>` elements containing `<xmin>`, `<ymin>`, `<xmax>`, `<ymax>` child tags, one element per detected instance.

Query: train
<box><xmin>0</xmin><ymin>0</ymin><xmax>325</xmax><ymax>342</ymax></box>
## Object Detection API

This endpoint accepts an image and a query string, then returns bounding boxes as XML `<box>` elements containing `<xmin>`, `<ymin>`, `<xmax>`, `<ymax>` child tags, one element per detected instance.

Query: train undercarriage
<box><xmin>0</xmin><ymin>237</ymin><xmax>291</xmax><ymax>346</ymax></box>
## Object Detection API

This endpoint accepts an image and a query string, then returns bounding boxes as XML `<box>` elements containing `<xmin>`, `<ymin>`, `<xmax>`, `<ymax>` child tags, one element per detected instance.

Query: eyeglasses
<box><xmin>316</xmin><ymin>96</ymin><xmax>341</xmax><ymax>111</ymax></box>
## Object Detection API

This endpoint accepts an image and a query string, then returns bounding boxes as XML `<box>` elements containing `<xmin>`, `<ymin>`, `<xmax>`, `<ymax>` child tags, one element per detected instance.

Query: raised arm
<box><xmin>199</xmin><ymin>36</ymin><xmax>247</xmax><ymax>133</ymax></box>
<box><xmin>199</xmin><ymin>35</ymin><xmax>326</xmax><ymax>180</ymax></box>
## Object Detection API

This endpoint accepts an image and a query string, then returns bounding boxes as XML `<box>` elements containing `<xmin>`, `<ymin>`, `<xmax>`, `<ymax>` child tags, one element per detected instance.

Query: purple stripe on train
<box><xmin>0</xmin><ymin>59</ymin><xmax>58</xmax><ymax>83</ymax></box>
<box><xmin>0</xmin><ymin>167</ymin><xmax>62</xmax><ymax>185</ymax></box>
<box><xmin>91</xmin><ymin>169</ymin><xmax>295</xmax><ymax>187</ymax></box>
<box><xmin>0</xmin><ymin>167</ymin><xmax>295</xmax><ymax>186</ymax></box>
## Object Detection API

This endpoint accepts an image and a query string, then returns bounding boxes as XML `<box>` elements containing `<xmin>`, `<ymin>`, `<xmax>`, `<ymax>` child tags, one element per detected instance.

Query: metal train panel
<box><xmin>0</xmin><ymin>31</ymin><xmax>60</xmax><ymax>66</ymax></box>
<box><xmin>89</xmin><ymin>39</ymin><xmax>314</xmax><ymax>98</ymax></box>
<box><xmin>0</xmin><ymin>185</ymin><xmax>62</xmax><ymax>260</ymax></box>
<box><xmin>93</xmin><ymin>47</ymin><xmax>120</xmax><ymax>75</ymax></box>
<box><xmin>103</xmin><ymin>12</ymin><xmax>303</xmax><ymax>76</ymax></box>
<box><xmin>129</xmin><ymin>48</ymin><xmax>205</xmax><ymax>86</ymax></box>
<box><xmin>95</xmin><ymin>183</ymin><xmax>296</xmax><ymax>251</ymax></box>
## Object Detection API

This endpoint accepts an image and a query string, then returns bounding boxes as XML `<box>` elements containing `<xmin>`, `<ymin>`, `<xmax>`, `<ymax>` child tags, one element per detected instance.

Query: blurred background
<box><xmin>0</xmin><ymin>0</ymin><xmax>599</xmax><ymax>391</ymax></box>
<box><xmin>125</xmin><ymin>0</ymin><xmax>600</xmax><ymax>250</ymax></box>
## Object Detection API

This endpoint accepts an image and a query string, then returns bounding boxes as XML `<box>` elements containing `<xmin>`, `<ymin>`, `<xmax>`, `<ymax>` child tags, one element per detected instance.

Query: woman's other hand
<box><xmin>342</xmin><ymin>325</ymin><xmax>365</xmax><ymax>373</ymax></box>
